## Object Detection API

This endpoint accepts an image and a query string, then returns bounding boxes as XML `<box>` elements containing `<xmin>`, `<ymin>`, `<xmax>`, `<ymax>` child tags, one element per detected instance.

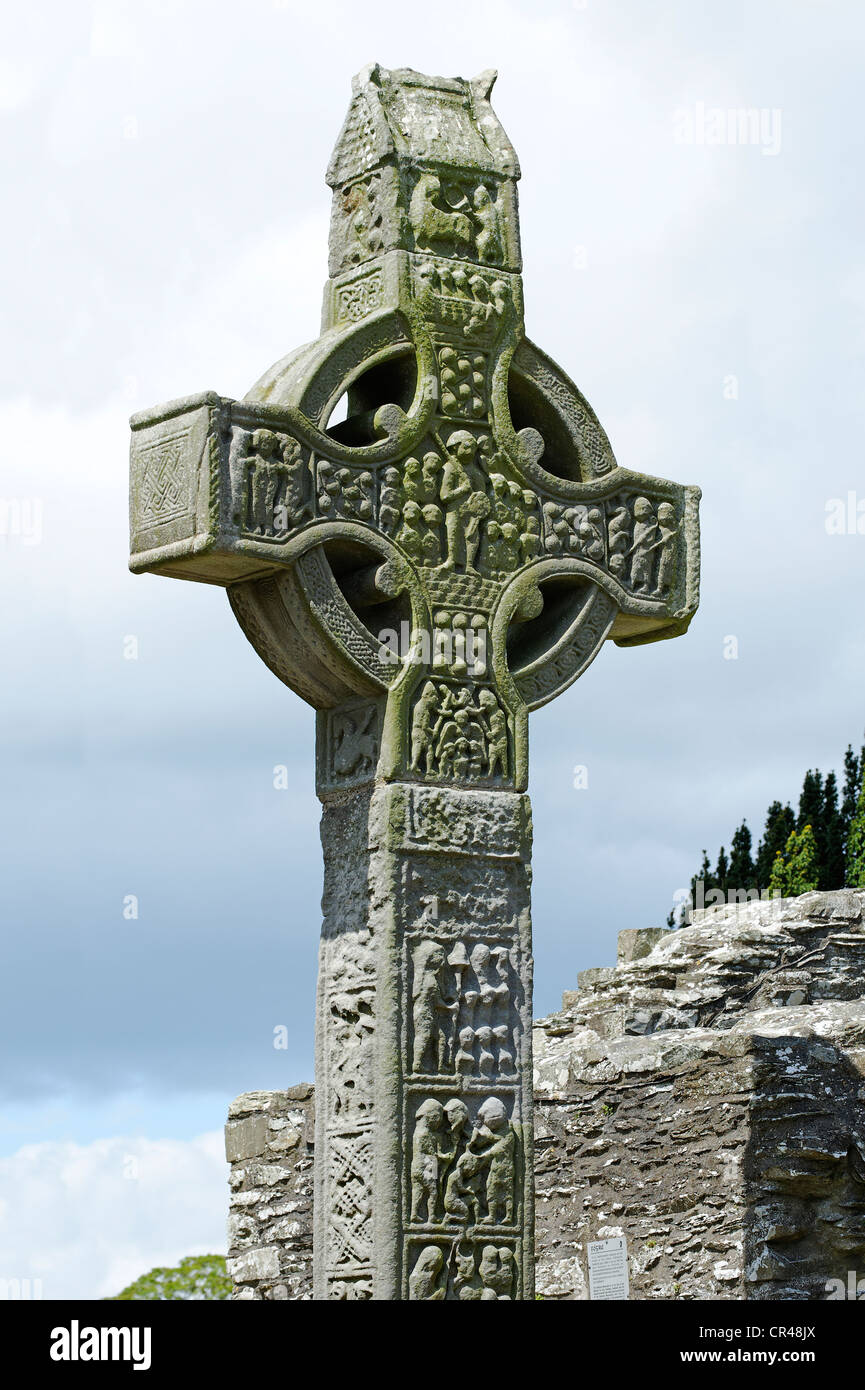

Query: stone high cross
<box><xmin>129</xmin><ymin>65</ymin><xmax>700</xmax><ymax>1301</ymax></box>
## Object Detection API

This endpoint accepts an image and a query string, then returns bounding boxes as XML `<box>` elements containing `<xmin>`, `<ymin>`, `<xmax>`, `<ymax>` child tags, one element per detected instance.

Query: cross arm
<box><xmin>128</xmin><ymin>389</ymin><xmax>401</xmax><ymax>586</ymax></box>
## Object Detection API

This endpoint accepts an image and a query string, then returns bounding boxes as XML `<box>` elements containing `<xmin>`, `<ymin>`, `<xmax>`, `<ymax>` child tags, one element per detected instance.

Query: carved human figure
<box><xmin>484</xmin><ymin>519</ymin><xmax>504</xmax><ymax>571</ymax></box>
<box><xmin>493</xmin><ymin>1023</ymin><xmax>516</xmax><ymax>1076</ymax></box>
<box><xmin>247</xmin><ymin>428</ymin><xmax>282</xmax><ymax>534</ymax></box>
<box><xmin>402</xmin><ymin>456</ymin><xmax>423</xmax><ymax>503</ymax></box>
<box><xmin>577</xmin><ymin>506</ymin><xmax>606</xmax><ymax>563</ymax></box>
<box><xmin>396</xmin><ymin>499</ymin><xmax>425</xmax><ymax>563</ymax></box>
<box><xmin>379</xmin><ymin>466</ymin><xmax>402</xmax><ymax>535</ymax></box>
<box><xmin>607</xmin><ymin>504</ymin><xmax>631</xmax><ymax>580</ymax></box>
<box><xmin>475</xmin><ymin>1098</ymin><xmax>516</xmax><ymax>1225</ymax></box>
<box><xmin>420</xmin><ymin>503</ymin><xmax>443</xmax><ymax>565</ymax></box>
<box><xmin>654</xmin><ymin>502</ymin><xmax>678</xmax><ymax>593</ymax></box>
<box><xmin>316</xmin><ymin>460</ymin><xmax>341</xmax><ymax>514</ymax></box>
<box><xmin>275</xmin><ymin>436</ymin><xmax>310</xmax><ymax>532</ymax></box>
<box><xmin>438</xmin><ymin>430</ymin><xmax>490</xmax><ymax>571</ymax></box>
<box><xmin>441</xmin><ymin>1096</ymin><xmax>471</xmax><ymax>1201</ymax></box>
<box><xmin>410</xmin><ymin>1098</ymin><xmax>446</xmax><ymax>1223</ymax></box>
<box><xmin>500</xmin><ymin>521</ymin><xmax>521</xmax><ymax>570</ymax></box>
<box><xmin>473</xmin><ymin>184</ymin><xmax>502</xmax><ymax>265</ymax></box>
<box><xmin>410</xmin><ymin>680</ymin><xmax>439</xmax><ymax>776</ymax></box>
<box><xmin>475</xmin><ymin>1025</ymin><xmax>496</xmax><ymax>1076</ymax></box>
<box><xmin>442</xmin><ymin>1098</ymin><xmax>471</xmax><ymax>1171</ymax></box>
<box><xmin>420</xmin><ymin>450</ymin><xmax>442</xmax><ymax>503</ymax></box>
<box><xmin>409</xmin><ymin>1245</ymin><xmax>445</xmax><ymax>1300</ymax></box>
<box><xmin>480</xmin><ymin>1245</ymin><xmax>514</xmax><ymax>1299</ymax></box>
<box><xmin>469</xmin><ymin>943</ymin><xmax>497</xmax><ymax>1016</ymax></box>
<box><xmin>412</xmin><ymin>941</ymin><xmax>458</xmax><ymax>1073</ymax></box>
<box><xmin>542</xmin><ymin>500</ymin><xmax>571</xmax><ymax>555</ymax></box>
<box><xmin>434</xmin><ymin>704</ymin><xmax>471</xmax><ymax>780</ymax></box>
<box><xmin>334</xmin><ymin>467</ymin><xmax>373</xmax><ymax>521</ymax></box>
<box><xmin>444</xmin><ymin>1141</ymin><xmax>485</xmax><ymax>1225</ymax></box>
<box><xmin>520</xmin><ymin>514</ymin><xmax>541</xmax><ymax>562</ymax></box>
<box><xmin>477</xmin><ymin>688</ymin><xmax>508</xmax><ymax>779</ymax></box>
<box><xmin>629</xmin><ymin>496</ymin><xmax>659</xmax><ymax>592</ymax></box>
<box><xmin>455</xmin><ymin>1026</ymin><xmax>476</xmax><ymax>1076</ymax></box>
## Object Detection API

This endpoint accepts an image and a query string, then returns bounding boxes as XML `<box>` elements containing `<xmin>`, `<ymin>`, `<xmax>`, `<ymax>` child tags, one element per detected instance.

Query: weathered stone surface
<box><xmin>134</xmin><ymin>65</ymin><xmax>700</xmax><ymax>1301</ymax></box>
<box><xmin>532</xmin><ymin>891</ymin><xmax>865</xmax><ymax>1300</ymax></box>
<box><xmin>223</xmin><ymin>1090</ymin><xmax>315</xmax><ymax>1300</ymax></box>
<box><xmin>227</xmin><ymin>892</ymin><xmax>865</xmax><ymax>1301</ymax></box>
<box><xmin>315</xmin><ymin>780</ymin><xmax>534</xmax><ymax>1301</ymax></box>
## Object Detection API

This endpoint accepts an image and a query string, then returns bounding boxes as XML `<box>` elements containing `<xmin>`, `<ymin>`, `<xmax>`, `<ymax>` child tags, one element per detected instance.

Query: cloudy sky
<box><xmin>2</xmin><ymin>0</ymin><xmax>864</xmax><ymax>1298</ymax></box>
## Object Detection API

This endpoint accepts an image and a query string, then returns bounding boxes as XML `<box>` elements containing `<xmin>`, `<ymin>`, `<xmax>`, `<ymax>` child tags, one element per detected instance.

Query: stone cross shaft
<box><xmin>129</xmin><ymin>65</ymin><xmax>700</xmax><ymax>1301</ymax></box>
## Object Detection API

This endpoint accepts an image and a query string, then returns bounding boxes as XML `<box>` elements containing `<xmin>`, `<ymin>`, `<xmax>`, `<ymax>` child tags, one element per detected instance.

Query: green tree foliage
<box><xmin>822</xmin><ymin>771</ymin><xmax>845</xmax><ymax>891</ymax></box>
<box><xmin>846</xmin><ymin>775</ymin><xmax>865</xmax><ymax>889</ymax></box>
<box><xmin>715</xmin><ymin>846</ymin><xmax>729</xmax><ymax>897</ymax></box>
<box><xmin>755</xmin><ymin>802</ymin><xmax>795</xmax><ymax>887</ymax></box>
<box><xmin>798</xmin><ymin>770</ymin><xmax>826</xmax><ymax>876</ymax></box>
<box><xmin>110</xmin><ymin>1255</ymin><xmax>231</xmax><ymax>1301</ymax></box>
<box><xmin>841</xmin><ymin>746</ymin><xmax>861</xmax><ymax>834</ymax></box>
<box><xmin>678</xmin><ymin>740</ymin><xmax>865</xmax><ymax>923</ymax></box>
<box><xmin>769</xmin><ymin>824</ymin><xmax>820</xmax><ymax>897</ymax></box>
<box><xmin>728</xmin><ymin>821</ymin><xmax>756</xmax><ymax>891</ymax></box>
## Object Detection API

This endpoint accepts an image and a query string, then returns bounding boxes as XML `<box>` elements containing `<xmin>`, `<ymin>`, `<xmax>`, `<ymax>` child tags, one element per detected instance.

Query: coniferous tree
<box><xmin>841</xmin><ymin>745</ymin><xmax>860</xmax><ymax>829</ymax></box>
<box><xmin>755</xmin><ymin>802</ymin><xmax>795</xmax><ymax>887</ymax></box>
<box><xmin>769</xmin><ymin>824</ymin><xmax>820</xmax><ymax>898</ymax></box>
<box><xmin>788</xmin><ymin>824</ymin><xmax>820</xmax><ymax>895</ymax></box>
<box><xmin>767</xmin><ymin>845</ymin><xmax>788</xmax><ymax>897</ymax></box>
<box><xmin>715</xmin><ymin>847</ymin><xmax>729</xmax><ymax>898</ymax></box>
<box><xmin>682</xmin><ymin>850</ymin><xmax>715</xmax><ymax>923</ymax></box>
<box><xmin>676</xmin><ymin>740</ymin><xmax>865</xmax><ymax>924</ymax></box>
<box><xmin>822</xmin><ymin>771</ymin><xmax>845</xmax><ymax>889</ymax></box>
<box><xmin>841</xmin><ymin>745</ymin><xmax>863</xmax><ymax>873</ymax></box>
<box><xmin>797</xmin><ymin>770</ymin><xmax>826</xmax><ymax>881</ymax></box>
<box><xmin>728</xmin><ymin>821</ymin><xmax>756</xmax><ymax>892</ymax></box>
<box><xmin>798</xmin><ymin>769</ymin><xmax>824</xmax><ymax>831</ymax></box>
<box><xmin>846</xmin><ymin>776</ymin><xmax>865</xmax><ymax>888</ymax></box>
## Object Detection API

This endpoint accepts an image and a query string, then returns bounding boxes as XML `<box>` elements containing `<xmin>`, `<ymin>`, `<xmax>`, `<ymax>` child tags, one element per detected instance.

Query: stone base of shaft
<box><xmin>313</xmin><ymin>779</ymin><xmax>534</xmax><ymax>1301</ymax></box>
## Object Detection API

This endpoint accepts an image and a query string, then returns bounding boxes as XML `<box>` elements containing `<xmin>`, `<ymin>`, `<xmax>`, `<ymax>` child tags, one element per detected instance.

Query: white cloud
<box><xmin>0</xmin><ymin>1131</ymin><xmax>227</xmax><ymax>1300</ymax></box>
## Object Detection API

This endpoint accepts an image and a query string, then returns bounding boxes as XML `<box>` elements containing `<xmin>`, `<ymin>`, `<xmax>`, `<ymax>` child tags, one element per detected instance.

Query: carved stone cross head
<box><xmin>130</xmin><ymin>63</ymin><xmax>700</xmax><ymax>798</ymax></box>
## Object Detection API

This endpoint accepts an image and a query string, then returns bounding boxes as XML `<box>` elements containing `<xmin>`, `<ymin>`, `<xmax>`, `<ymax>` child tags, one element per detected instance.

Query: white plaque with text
<box><xmin>588</xmin><ymin>1236</ymin><xmax>630</xmax><ymax>1300</ymax></box>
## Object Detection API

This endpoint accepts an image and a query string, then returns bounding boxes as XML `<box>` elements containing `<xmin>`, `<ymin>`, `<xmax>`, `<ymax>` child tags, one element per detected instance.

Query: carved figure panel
<box><xmin>320</xmin><ymin>702</ymin><xmax>382</xmax><ymax>790</ymax></box>
<box><xmin>409</xmin><ymin>937</ymin><xmax>518</xmax><ymax>1079</ymax></box>
<box><xmin>414</xmin><ymin>259</ymin><xmax>511</xmax><ymax>339</ymax></box>
<box><xmin>408</xmin><ymin>173</ymin><xmax>506</xmax><ymax>268</ymax></box>
<box><xmin>406</xmin><ymin>1239</ymin><xmax>517</xmax><ymax>1300</ymax></box>
<box><xmin>231</xmin><ymin>426</ymin><xmax>312</xmax><ymax>539</ymax></box>
<box><xmin>408</xmin><ymin>1092</ymin><xmax>519</xmax><ymax>1231</ymax></box>
<box><xmin>409</xmin><ymin>680</ymin><xmax>510</xmax><ymax>784</ymax></box>
<box><xmin>543</xmin><ymin>493</ymin><xmax>681</xmax><ymax>597</ymax></box>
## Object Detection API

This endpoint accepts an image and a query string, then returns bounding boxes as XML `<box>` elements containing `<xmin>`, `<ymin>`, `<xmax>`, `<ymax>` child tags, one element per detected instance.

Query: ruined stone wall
<box><xmin>225</xmin><ymin>1086</ymin><xmax>314</xmax><ymax>1300</ymax></box>
<box><xmin>534</xmin><ymin>889</ymin><xmax>865</xmax><ymax>1300</ymax></box>
<box><xmin>226</xmin><ymin>891</ymin><xmax>865</xmax><ymax>1300</ymax></box>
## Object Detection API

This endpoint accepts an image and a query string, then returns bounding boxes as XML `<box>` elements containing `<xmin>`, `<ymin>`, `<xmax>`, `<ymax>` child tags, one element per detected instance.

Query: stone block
<box><xmin>617</xmin><ymin>927</ymin><xmax>669</xmax><ymax>965</ymax></box>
